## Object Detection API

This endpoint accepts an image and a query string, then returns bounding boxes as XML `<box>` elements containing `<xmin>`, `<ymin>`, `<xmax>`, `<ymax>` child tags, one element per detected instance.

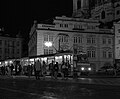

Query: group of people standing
<box><xmin>34</xmin><ymin>60</ymin><xmax>71</xmax><ymax>80</ymax></box>
<box><xmin>0</xmin><ymin>60</ymin><xmax>72</xmax><ymax>80</ymax></box>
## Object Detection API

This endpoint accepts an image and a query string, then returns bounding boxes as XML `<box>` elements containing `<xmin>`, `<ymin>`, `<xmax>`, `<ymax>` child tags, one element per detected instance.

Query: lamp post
<box><xmin>44</xmin><ymin>42</ymin><xmax>52</xmax><ymax>47</ymax></box>
<box><xmin>44</xmin><ymin>41</ymin><xmax>58</xmax><ymax>53</ymax></box>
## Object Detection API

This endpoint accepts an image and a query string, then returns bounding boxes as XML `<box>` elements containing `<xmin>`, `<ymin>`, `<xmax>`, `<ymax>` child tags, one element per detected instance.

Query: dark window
<box><xmin>103</xmin><ymin>51</ymin><xmax>107</xmax><ymax>58</ymax></box>
<box><xmin>64</xmin><ymin>24</ymin><xmax>68</xmax><ymax>28</ymax></box>
<box><xmin>101</xmin><ymin>11</ymin><xmax>105</xmax><ymax>19</ymax></box>
<box><xmin>0</xmin><ymin>40</ymin><xmax>2</xmax><ymax>46</ymax></box>
<box><xmin>117</xmin><ymin>10</ymin><xmax>120</xmax><ymax>15</ymax></box>
<box><xmin>44</xmin><ymin>49</ymin><xmax>48</xmax><ymax>55</ymax></box>
<box><xmin>17</xmin><ymin>41</ymin><xmax>20</xmax><ymax>46</ymax></box>
<box><xmin>108</xmin><ymin>52</ymin><xmax>112</xmax><ymax>58</ymax></box>
<box><xmin>77</xmin><ymin>0</ymin><xmax>81</xmax><ymax>9</ymax></box>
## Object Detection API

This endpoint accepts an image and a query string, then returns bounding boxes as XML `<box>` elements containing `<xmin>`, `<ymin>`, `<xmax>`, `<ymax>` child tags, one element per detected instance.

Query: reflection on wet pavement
<box><xmin>0</xmin><ymin>78</ymin><xmax>120</xmax><ymax>99</ymax></box>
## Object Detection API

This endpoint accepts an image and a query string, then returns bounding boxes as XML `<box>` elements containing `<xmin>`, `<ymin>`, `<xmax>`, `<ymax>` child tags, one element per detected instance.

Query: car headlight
<box><xmin>81</xmin><ymin>67</ymin><xmax>85</xmax><ymax>71</ymax></box>
<box><xmin>88</xmin><ymin>67</ymin><xmax>91</xmax><ymax>71</ymax></box>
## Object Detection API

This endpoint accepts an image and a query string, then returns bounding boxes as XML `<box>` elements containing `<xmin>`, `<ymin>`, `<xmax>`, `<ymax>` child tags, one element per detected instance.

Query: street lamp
<box><xmin>44</xmin><ymin>41</ymin><xmax>58</xmax><ymax>53</ymax></box>
<box><xmin>44</xmin><ymin>41</ymin><xmax>52</xmax><ymax>47</ymax></box>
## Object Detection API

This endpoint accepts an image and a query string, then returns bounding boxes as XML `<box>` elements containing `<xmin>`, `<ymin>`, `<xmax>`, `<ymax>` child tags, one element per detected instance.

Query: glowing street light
<box><xmin>44</xmin><ymin>42</ymin><xmax>52</xmax><ymax>47</ymax></box>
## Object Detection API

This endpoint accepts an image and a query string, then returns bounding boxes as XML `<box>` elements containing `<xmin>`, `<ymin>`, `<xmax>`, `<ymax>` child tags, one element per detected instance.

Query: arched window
<box><xmin>101</xmin><ymin>11</ymin><xmax>105</xmax><ymax>19</ymax></box>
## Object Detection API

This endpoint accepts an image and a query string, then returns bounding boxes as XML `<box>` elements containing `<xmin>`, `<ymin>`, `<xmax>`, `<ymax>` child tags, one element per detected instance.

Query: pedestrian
<box><xmin>10</xmin><ymin>64</ymin><xmax>14</xmax><ymax>76</ymax></box>
<box><xmin>7</xmin><ymin>65</ymin><xmax>11</xmax><ymax>76</ymax></box>
<box><xmin>42</xmin><ymin>61</ymin><xmax>47</xmax><ymax>79</ymax></box>
<box><xmin>64</xmin><ymin>63</ymin><xmax>69</xmax><ymax>80</ymax></box>
<box><xmin>53</xmin><ymin>62</ymin><xmax>59</xmax><ymax>79</ymax></box>
<box><xmin>34</xmin><ymin>60</ymin><xmax>41</xmax><ymax>80</ymax></box>
<box><xmin>1</xmin><ymin>66</ymin><xmax>4</xmax><ymax>75</ymax></box>
<box><xmin>27</xmin><ymin>64</ymin><xmax>31</xmax><ymax>78</ymax></box>
<box><xmin>49</xmin><ymin>61</ymin><xmax>54</xmax><ymax>79</ymax></box>
<box><xmin>61</xmin><ymin>61</ymin><xmax>66</xmax><ymax>80</ymax></box>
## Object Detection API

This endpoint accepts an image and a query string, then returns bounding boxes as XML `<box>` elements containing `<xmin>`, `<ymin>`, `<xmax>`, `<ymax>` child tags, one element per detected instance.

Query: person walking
<box><xmin>42</xmin><ymin>61</ymin><xmax>47</xmax><ymax>79</ymax></box>
<box><xmin>53</xmin><ymin>62</ymin><xmax>59</xmax><ymax>79</ymax></box>
<box><xmin>27</xmin><ymin>64</ymin><xmax>31</xmax><ymax>78</ymax></box>
<box><xmin>49</xmin><ymin>61</ymin><xmax>54</xmax><ymax>79</ymax></box>
<box><xmin>34</xmin><ymin>60</ymin><xmax>41</xmax><ymax>80</ymax></box>
<box><xmin>61</xmin><ymin>61</ymin><xmax>66</xmax><ymax>80</ymax></box>
<box><xmin>10</xmin><ymin>64</ymin><xmax>14</xmax><ymax>76</ymax></box>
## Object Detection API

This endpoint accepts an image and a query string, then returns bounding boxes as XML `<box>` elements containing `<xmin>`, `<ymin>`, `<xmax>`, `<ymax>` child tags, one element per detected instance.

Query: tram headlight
<box><xmin>88</xmin><ymin>67</ymin><xmax>91</xmax><ymax>71</ymax></box>
<box><xmin>81</xmin><ymin>67</ymin><xmax>85</xmax><ymax>71</ymax></box>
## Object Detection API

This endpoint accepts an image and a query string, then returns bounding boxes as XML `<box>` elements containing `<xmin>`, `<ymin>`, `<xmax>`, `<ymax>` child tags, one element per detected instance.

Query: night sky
<box><xmin>0</xmin><ymin>0</ymin><xmax>73</xmax><ymax>38</ymax></box>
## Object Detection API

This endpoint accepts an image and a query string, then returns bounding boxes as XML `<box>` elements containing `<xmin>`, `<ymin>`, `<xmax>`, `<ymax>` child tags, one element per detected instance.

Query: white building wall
<box><xmin>29</xmin><ymin>16</ymin><xmax>114</xmax><ymax>70</ymax></box>
<box><xmin>114</xmin><ymin>22</ymin><xmax>120</xmax><ymax>59</ymax></box>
